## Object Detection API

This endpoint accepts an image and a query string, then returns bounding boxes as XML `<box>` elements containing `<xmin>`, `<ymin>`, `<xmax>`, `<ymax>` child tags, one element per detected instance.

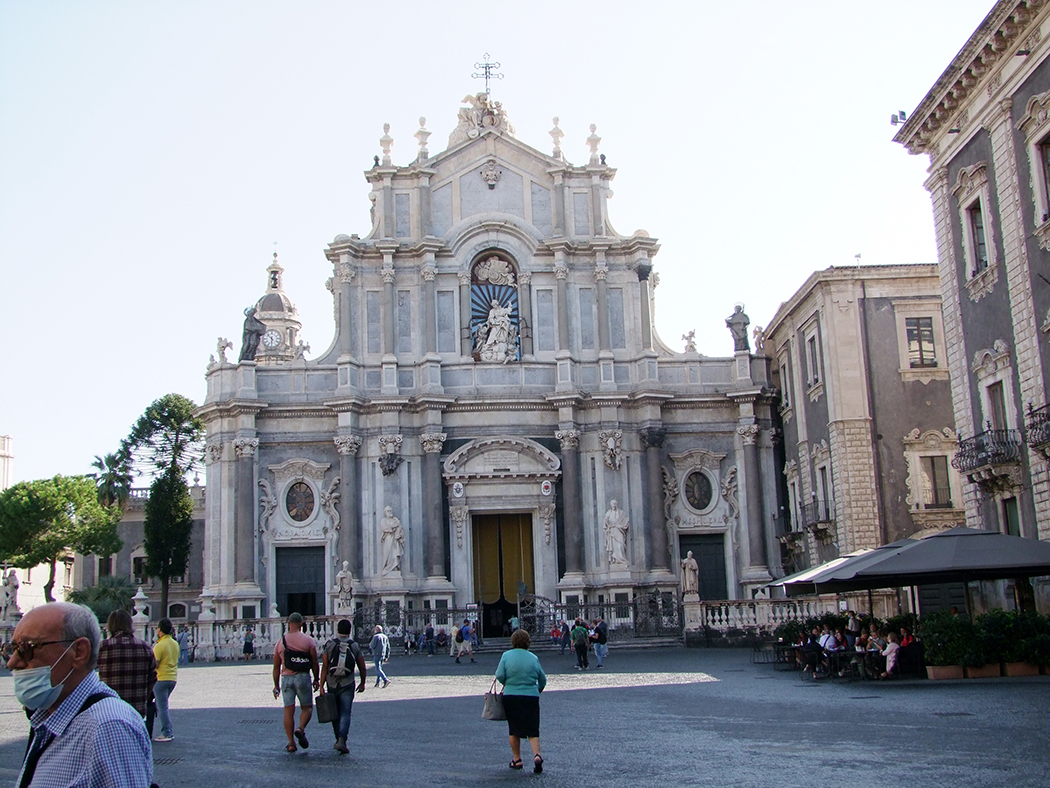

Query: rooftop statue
<box><xmin>448</xmin><ymin>92</ymin><xmax>514</xmax><ymax>148</ymax></box>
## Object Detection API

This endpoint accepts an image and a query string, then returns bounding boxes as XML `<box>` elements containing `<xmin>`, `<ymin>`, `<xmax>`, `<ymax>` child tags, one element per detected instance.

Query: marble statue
<box><xmin>474</xmin><ymin>299</ymin><xmax>518</xmax><ymax>363</ymax></box>
<box><xmin>752</xmin><ymin>325</ymin><xmax>766</xmax><ymax>354</ymax></box>
<box><xmin>726</xmin><ymin>305</ymin><xmax>750</xmax><ymax>352</ymax></box>
<box><xmin>1</xmin><ymin>569</ymin><xmax>20</xmax><ymax>621</ymax></box>
<box><xmin>334</xmin><ymin>560</ymin><xmax>353</xmax><ymax>607</ymax></box>
<box><xmin>603</xmin><ymin>500</ymin><xmax>629</xmax><ymax>566</ymax></box>
<box><xmin>216</xmin><ymin>337</ymin><xmax>233</xmax><ymax>364</ymax></box>
<box><xmin>681</xmin><ymin>551</ymin><xmax>699</xmax><ymax>595</ymax></box>
<box><xmin>239</xmin><ymin>306</ymin><xmax>267</xmax><ymax>361</ymax></box>
<box><xmin>379</xmin><ymin>506</ymin><xmax>405</xmax><ymax>576</ymax></box>
<box><xmin>682</xmin><ymin>330</ymin><xmax>697</xmax><ymax>353</ymax></box>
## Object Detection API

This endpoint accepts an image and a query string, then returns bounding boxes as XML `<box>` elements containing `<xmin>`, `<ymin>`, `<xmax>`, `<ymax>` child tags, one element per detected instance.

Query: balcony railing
<box><xmin>800</xmin><ymin>499</ymin><xmax>834</xmax><ymax>527</ymax></box>
<box><xmin>1026</xmin><ymin>404</ymin><xmax>1050</xmax><ymax>450</ymax></box>
<box><xmin>923</xmin><ymin>487</ymin><xmax>954</xmax><ymax>509</ymax></box>
<box><xmin>951</xmin><ymin>428</ymin><xmax>1023</xmax><ymax>473</ymax></box>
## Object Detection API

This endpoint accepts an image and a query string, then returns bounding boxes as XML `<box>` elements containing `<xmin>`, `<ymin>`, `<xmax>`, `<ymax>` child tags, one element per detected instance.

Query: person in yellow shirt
<box><xmin>152</xmin><ymin>618</ymin><xmax>179</xmax><ymax>742</ymax></box>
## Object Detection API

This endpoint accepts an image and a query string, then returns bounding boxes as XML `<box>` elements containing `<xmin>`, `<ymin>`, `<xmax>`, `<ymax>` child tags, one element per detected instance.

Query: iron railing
<box><xmin>1026</xmin><ymin>404</ymin><xmax>1050</xmax><ymax>449</ymax></box>
<box><xmin>800</xmin><ymin>499</ymin><xmax>834</xmax><ymax>527</ymax></box>
<box><xmin>951</xmin><ymin>428</ymin><xmax>1023</xmax><ymax>472</ymax></box>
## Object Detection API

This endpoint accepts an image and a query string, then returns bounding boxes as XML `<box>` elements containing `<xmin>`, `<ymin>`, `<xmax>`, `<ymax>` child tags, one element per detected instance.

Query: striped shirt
<box><xmin>18</xmin><ymin>671</ymin><xmax>153</xmax><ymax>788</ymax></box>
<box><xmin>97</xmin><ymin>632</ymin><xmax>157</xmax><ymax>716</ymax></box>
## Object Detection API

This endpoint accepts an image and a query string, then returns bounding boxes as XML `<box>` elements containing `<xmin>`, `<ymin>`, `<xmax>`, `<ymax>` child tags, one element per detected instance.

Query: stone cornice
<box><xmin>194</xmin><ymin>400</ymin><xmax>267</xmax><ymax>421</ymax></box>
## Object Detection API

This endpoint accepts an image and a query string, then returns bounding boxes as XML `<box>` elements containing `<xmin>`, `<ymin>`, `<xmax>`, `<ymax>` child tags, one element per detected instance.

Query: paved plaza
<box><xmin>2</xmin><ymin>646</ymin><xmax>1049</xmax><ymax>787</ymax></box>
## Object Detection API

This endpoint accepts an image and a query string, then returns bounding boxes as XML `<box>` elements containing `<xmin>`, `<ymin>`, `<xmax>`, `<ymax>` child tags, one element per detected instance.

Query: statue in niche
<box><xmin>474</xmin><ymin>299</ymin><xmax>518</xmax><ymax>364</ymax></box>
<box><xmin>334</xmin><ymin>560</ymin><xmax>354</xmax><ymax>608</ymax></box>
<box><xmin>379</xmin><ymin>506</ymin><xmax>405</xmax><ymax>576</ymax></box>
<box><xmin>603</xmin><ymin>500</ymin><xmax>629</xmax><ymax>566</ymax></box>
<box><xmin>681</xmin><ymin>551</ymin><xmax>699</xmax><ymax>596</ymax></box>
<box><xmin>725</xmin><ymin>304</ymin><xmax>750</xmax><ymax>352</ymax></box>
<box><xmin>239</xmin><ymin>306</ymin><xmax>267</xmax><ymax>361</ymax></box>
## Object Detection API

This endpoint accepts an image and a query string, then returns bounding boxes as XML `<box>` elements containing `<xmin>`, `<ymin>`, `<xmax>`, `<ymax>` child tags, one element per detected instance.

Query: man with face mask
<box><xmin>7</xmin><ymin>602</ymin><xmax>153</xmax><ymax>787</ymax></box>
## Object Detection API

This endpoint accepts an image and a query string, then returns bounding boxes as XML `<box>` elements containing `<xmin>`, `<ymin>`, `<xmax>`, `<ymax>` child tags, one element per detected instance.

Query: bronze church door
<box><xmin>472</xmin><ymin>513</ymin><xmax>534</xmax><ymax>638</ymax></box>
<box><xmin>275</xmin><ymin>546</ymin><xmax>325</xmax><ymax>616</ymax></box>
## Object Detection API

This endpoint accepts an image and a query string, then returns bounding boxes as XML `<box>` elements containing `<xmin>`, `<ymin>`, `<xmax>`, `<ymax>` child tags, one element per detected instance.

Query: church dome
<box><xmin>257</xmin><ymin>291</ymin><xmax>296</xmax><ymax>315</ymax></box>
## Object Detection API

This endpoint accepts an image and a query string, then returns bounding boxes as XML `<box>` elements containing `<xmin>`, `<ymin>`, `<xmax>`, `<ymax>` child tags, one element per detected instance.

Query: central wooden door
<box><xmin>472</xmin><ymin>513</ymin><xmax>533</xmax><ymax>638</ymax></box>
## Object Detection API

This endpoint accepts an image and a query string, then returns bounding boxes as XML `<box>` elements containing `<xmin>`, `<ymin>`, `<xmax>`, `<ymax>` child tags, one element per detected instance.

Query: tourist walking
<box><xmin>152</xmin><ymin>617</ymin><xmax>179</xmax><ymax>742</ymax></box>
<box><xmin>591</xmin><ymin>615</ymin><xmax>609</xmax><ymax>668</ymax></box>
<box><xmin>97</xmin><ymin>609</ymin><xmax>157</xmax><ymax>736</ymax></box>
<box><xmin>369</xmin><ymin>625</ymin><xmax>391</xmax><ymax>687</ymax></box>
<box><xmin>559</xmin><ymin>621</ymin><xmax>571</xmax><ymax>656</ymax></box>
<box><xmin>456</xmin><ymin>619</ymin><xmax>476</xmax><ymax>663</ymax></box>
<box><xmin>450</xmin><ymin>623</ymin><xmax>460</xmax><ymax>657</ymax></box>
<box><xmin>176</xmin><ymin>625</ymin><xmax>190</xmax><ymax>665</ymax></box>
<box><xmin>318</xmin><ymin>619</ymin><xmax>367</xmax><ymax>754</ymax></box>
<box><xmin>494</xmin><ymin>628</ymin><xmax>546</xmax><ymax>774</ymax></box>
<box><xmin>272</xmin><ymin>612</ymin><xmax>320</xmax><ymax>752</ymax></box>
<box><xmin>8</xmin><ymin>602</ymin><xmax>153</xmax><ymax>787</ymax></box>
<box><xmin>571</xmin><ymin>618</ymin><xmax>590</xmax><ymax>670</ymax></box>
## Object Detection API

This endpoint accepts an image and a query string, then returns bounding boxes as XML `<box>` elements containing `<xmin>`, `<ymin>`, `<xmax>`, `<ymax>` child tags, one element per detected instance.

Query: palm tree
<box><xmin>91</xmin><ymin>450</ymin><xmax>134</xmax><ymax>508</ymax></box>
<box><xmin>68</xmin><ymin>575</ymin><xmax>137</xmax><ymax>624</ymax></box>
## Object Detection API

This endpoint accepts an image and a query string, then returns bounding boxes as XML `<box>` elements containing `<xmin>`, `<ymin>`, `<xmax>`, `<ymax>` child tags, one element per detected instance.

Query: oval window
<box><xmin>286</xmin><ymin>482</ymin><xmax>315</xmax><ymax>522</ymax></box>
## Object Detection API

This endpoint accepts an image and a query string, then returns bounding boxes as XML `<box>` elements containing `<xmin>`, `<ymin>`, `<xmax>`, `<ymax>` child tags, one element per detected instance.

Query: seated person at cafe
<box><xmin>880</xmin><ymin>632</ymin><xmax>901</xmax><ymax>680</ymax></box>
<box><xmin>800</xmin><ymin>634</ymin><xmax>824</xmax><ymax>677</ymax></box>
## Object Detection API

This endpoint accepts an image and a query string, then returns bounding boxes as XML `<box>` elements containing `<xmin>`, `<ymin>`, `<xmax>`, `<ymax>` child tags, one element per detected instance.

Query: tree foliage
<box><xmin>68</xmin><ymin>574</ymin><xmax>137</xmax><ymax>624</ymax></box>
<box><xmin>0</xmin><ymin>475</ymin><xmax>122</xmax><ymax>602</ymax></box>
<box><xmin>124</xmin><ymin>393</ymin><xmax>204</xmax><ymax>615</ymax></box>
<box><xmin>91</xmin><ymin>450</ymin><xmax>134</xmax><ymax>507</ymax></box>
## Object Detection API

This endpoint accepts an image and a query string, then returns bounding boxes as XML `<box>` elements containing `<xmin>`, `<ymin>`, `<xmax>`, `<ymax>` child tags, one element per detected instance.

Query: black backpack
<box><xmin>282</xmin><ymin>635</ymin><xmax>313</xmax><ymax>673</ymax></box>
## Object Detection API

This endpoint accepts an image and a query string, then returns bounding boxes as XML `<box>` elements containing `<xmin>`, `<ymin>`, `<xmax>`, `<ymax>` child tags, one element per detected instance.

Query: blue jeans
<box><xmin>329</xmin><ymin>683</ymin><xmax>356</xmax><ymax>740</ymax></box>
<box><xmin>593</xmin><ymin>642</ymin><xmax>608</xmax><ymax>666</ymax></box>
<box><xmin>374</xmin><ymin>658</ymin><xmax>388</xmax><ymax>685</ymax></box>
<box><xmin>153</xmin><ymin>680</ymin><xmax>176</xmax><ymax>738</ymax></box>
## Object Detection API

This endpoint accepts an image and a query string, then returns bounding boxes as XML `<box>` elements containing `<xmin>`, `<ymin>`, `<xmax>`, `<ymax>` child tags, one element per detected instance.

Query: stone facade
<box><xmin>895</xmin><ymin>0</ymin><xmax>1050</xmax><ymax>561</ymax></box>
<box><xmin>195</xmin><ymin>97</ymin><xmax>781</xmax><ymax>629</ymax></box>
<box><xmin>764</xmin><ymin>266</ymin><xmax>961</xmax><ymax>575</ymax></box>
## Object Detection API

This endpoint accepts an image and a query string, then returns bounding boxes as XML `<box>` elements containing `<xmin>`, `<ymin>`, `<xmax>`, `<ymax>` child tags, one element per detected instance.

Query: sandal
<box><xmin>294</xmin><ymin>728</ymin><xmax>309</xmax><ymax>749</ymax></box>
<box><xmin>509</xmin><ymin>759</ymin><xmax>523</xmax><ymax>770</ymax></box>
<box><xmin>285</xmin><ymin>744</ymin><xmax>297</xmax><ymax>753</ymax></box>
<box><xmin>534</xmin><ymin>755</ymin><xmax>544</xmax><ymax>774</ymax></box>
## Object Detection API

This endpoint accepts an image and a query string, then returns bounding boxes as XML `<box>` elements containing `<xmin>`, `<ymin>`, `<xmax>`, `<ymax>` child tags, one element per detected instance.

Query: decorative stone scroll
<box><xmin>234</xmin><ymin>438</ymin><xmax>259</xmax><ymax>458</ymax></box>
<box><xmin>320</xmin><ymin>477</ymin><xmax>341</xmax><ymax>531</ymax></box>
<box><xmin>737</xmin><ymin>425</ymin><xmax>760</xmax><ymax>445</ymax></box>
<box><xmin>539</xmin><ymin>503</ymin><xmax>556</xmax><ymax>546</ymax></box>
<box><xmin>555</xmin><ymin>429</ymin><xmax>580</xmax><ymax>451</ymax></box>
<box><xmin>420</xmin><ymin>433</ymin><xmax>447</xmax><ymax>454</ymax></box>
<box><xmin>599</xmin><ymin>430</ymin><xmax>623</xmax><ymax>470</ymax></box>
<box><xmin>334</xmin><ymin>435</ymin><xmax>362</xmax><ymax>456</ymax></box>
<box><xmin>258</xmin><ymin>479</ymin><xmax>277</xmax><ymax>534</ymax></box>
<box><xmin>720</xmin><ymin>466</ymin><xmax>739</xmax><ymax>521</ymax></box>
<box><xmin>206</xmin><ymin>443</ymin><xmax>223</xmax><ymax>464</ymax></box>
<box><xmin>379</xmin><ymin>435</ymin><xmax>403</xmax><ymax>476</ymax></box>
<box><xmin>450</xmin><ymin>505</ymin><xmax>469</xmax><ymax>548</ymax></box>
<box><xmin>661</xmin><ymin>465</ymin><xmax>679</xmax><ymax>522</ymax></box>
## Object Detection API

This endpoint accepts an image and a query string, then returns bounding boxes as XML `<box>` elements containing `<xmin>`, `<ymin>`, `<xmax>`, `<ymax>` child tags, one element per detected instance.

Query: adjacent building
<box><xmin>764</xmin><ymin>265</ymin><xmax>962</xmax><ymax>577</ymax></box>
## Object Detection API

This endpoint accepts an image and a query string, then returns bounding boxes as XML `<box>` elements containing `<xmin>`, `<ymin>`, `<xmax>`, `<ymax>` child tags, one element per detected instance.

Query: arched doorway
<box><xmin>473</xmin><ymin>512</ymin><xmax>534</xmax><ymax>638</ymax></box>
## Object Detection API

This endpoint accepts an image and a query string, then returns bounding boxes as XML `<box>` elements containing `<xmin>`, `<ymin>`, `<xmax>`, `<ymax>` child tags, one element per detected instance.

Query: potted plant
<box><xmin>962</xmin><ymin>642</ymin><xmax>1000</xmax><ymax>678</ymax></box>
<box><xmin>918</xmin><ymin>609</ymin><xmax>967</xmax><ymax>679</ymax></box>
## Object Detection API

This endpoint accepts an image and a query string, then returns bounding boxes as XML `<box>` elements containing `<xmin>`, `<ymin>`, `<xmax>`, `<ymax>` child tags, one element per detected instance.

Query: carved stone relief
<box><xmin>599</xmin><ymin>430</ymin><xmax>623</xmax><ymax>470</ymax></box>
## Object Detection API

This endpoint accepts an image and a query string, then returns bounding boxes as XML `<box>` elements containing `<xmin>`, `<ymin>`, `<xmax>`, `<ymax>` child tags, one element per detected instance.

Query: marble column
<box><xmin>636</xmin><ymin>263</ymin><xmax>653</xmax><ymax>350</ymax></box>
<box><xmin>422</xmin><ymin>265</ymin><xmax>437</xmax><ymax>355</ymax></box>
<box><xmin>518</xmin><ymin>272</ymin><xmax>533</xmax><ymax>357</ymax></box>
<box><xmin>555</xmin><ymin>261</ymin><xmax>570</xmax><ymax>351</ymax></box>
<box><xmin>595</xmin><ymin>263</ymin><xmax>610</xmax><ymax>351</ymax></box>
<box><xmin>338</xmin><ymin>263</ymin><xmax>355</xmax><ymax>356</ymax></box>
<box><xmin>738</xmin><ymin>424</ymin><xmax>767</xmax><ymax>569</ymax></box>
<box><xmin>459</xmin><ymin>271</ymin><xmax>472</xmax><ymax>356</ymax></box>
<box><xmin>556</xmin><ymin>429</ymin><xmax>583</xmax><ymax>574</ymax></box>
<box><xmin>421</xmin><ymin>433</ymin><xmax>447</xmax><ymax>577</ymax></box>
<box><xmin>640</xmin><ymin>427</ymin><xmax>668</xmax><ymax>570</ymax></box>
<box><xmin>382</xmin><ymin>267</ymin><xmax>396</xmax><ymax>355</ymax></box>
<box><xmin>334</xmin><ymin>435</ymin><xmax>362</xmax><ymax>577</ymax></box>
<box><xmin>233</xmin><ymin>438</ymin><xmax>259</xmax><ymax>584</ymax></box>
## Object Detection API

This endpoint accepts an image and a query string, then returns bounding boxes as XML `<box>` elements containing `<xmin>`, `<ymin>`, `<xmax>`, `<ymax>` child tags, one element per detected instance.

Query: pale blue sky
<box><xmin>0</xmin><ymin>0</ymin><xmax>993</xmax><ymax>484</ymax></box>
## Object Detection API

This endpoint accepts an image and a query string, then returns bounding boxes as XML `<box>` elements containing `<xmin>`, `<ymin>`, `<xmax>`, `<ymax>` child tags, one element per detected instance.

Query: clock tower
<box><xmin>253</xmin><ymin>253</ymin><xmax>303</xmax><ymax>365</ymax></box>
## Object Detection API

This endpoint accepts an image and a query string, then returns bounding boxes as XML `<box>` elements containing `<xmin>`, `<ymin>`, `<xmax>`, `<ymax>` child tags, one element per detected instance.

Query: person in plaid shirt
<box><xmin>97</xmin><ymin>609</ymin><xmax>157</xmax><ymax>730</ymax></box>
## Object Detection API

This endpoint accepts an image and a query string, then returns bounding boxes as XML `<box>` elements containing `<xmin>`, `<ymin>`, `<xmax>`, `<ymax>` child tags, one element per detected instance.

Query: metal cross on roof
<box><xmin>472</xmin><ymin>53</ymin><xmax>503</xmax><ymax>95</ymax></box>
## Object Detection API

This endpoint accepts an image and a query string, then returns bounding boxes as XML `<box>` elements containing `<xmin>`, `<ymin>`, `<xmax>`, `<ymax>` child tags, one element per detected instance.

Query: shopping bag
<box><xmin>315</xmin><ymin>692</ymin><xmax>337</xmax><ymax>724</ymax></box>
<box><xmin>481</xmin><ymin>679</ymin><xmax>506</xmax><ymax>721</ymax></box>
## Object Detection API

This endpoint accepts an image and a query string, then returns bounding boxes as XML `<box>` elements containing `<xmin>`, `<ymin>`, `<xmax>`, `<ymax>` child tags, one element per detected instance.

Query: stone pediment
<box><xmin>443</xmin><ymin>436</ymin><xmax>561</xmax><ymax>480</ymax></box>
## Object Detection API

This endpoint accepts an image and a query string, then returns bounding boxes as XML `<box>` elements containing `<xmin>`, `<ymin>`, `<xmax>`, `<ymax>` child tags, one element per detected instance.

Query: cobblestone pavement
<box><xmin>2</xmin><ymin>647</ymin><xmax>1049</xmax><ymax>787</ymax></box>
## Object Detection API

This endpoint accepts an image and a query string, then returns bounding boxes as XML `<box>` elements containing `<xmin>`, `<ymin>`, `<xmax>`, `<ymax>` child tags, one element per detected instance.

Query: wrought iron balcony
<box><xmin>800</xmin><ymin>499</ymin><xmax>834</xmax><ymax>527</ymax></box>
<box><xmin>951</xmin><ymin>428</ymin><xmax>1023</xmax><ymax>474</ymax></box>
<box><xmin>1026</xmin><ymin>403</ymin><xmax>1050</xmax><ymax>455</ymax></box>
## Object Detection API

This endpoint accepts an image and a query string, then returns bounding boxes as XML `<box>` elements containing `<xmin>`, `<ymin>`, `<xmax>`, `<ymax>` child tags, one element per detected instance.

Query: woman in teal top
<box><xmin>494</xmin><ymin>628</ymin><xmax>547</xmax><ymax>773</ymax></box>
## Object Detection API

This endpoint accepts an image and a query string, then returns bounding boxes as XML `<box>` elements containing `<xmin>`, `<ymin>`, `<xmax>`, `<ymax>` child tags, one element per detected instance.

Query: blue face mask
<box><xmin>13</xmin><ymin>642</ymin><xmax>76</xmax><ymax>711</ymax></box>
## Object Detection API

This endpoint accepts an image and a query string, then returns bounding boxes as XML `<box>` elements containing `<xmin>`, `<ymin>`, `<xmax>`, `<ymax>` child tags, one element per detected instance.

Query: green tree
<box><xmin>68</xmin><ymin>574</ymin><xmax>137</xmax><ymax>624</ymax></box>
<box><xmin>124</xmin><ymin>393</ymin><xmax>204</xmax><ymax>615</ymax></box>
<box><xmin>91</xmin><ymin>450</ymin><xmax>134</xmax><ymax>507</ymax></box>
<box><xmin>0</xmin><ymin>475</ymin><xmax>122</xmax><ymax>602</ymax></box>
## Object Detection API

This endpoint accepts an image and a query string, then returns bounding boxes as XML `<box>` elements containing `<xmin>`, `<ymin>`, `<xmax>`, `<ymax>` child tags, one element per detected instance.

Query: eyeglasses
<box><xmin>9</xmin><ymin>639</ymin><xmax>74</xmax><ymax>661</ymax></box>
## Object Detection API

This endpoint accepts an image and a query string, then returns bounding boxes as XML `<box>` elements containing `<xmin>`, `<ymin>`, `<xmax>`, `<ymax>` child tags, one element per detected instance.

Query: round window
<box><xmin>683</xmin><ymin>471</ymin><xmax>713</xmax><ymax>512</ymax></box>
<box><xmin>286</xmin><ymin>482</ymin><xmax>315</xmax><ymax>522</ymax></box>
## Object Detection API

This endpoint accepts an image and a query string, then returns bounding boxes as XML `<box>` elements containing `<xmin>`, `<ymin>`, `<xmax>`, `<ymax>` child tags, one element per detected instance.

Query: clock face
<box><xmin>684</xmin><ymin>471</ymin><xmax>713</xmax><ymax>512</ymax></box>
<box><xmin>286</xmin><ymin>482</ymin><xmax>315</xmax><ymax>522</ymax></box>
<box><xmin>261</xmin><ymin>329</ymin><xmax>282</xmax><ymax>349</ymax></box>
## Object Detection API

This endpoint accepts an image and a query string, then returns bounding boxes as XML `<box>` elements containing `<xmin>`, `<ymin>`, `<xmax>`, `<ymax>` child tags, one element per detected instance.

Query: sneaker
<box><xmin>470</xmin><ymin>659</ymin><xmax>477</xmax><ymax>663</ymax></box>
<box><xmin>455</xmin><ymin>657</ymin><xmax>461</xmax><ymax>663</ymax></box>
<box><xmin>153</xmin><ymin>735</ymin><xmax>173</xmax><ymax>743</ymax></box>
<box><xmin>383</xmin><ymin>680</ymin><xmax>390</xmax><ymax>688</ymax></box>
<box><xmin>575</xmin><ymin>666</ymin><xmax>582</xmax><ymax>670</ymax></box>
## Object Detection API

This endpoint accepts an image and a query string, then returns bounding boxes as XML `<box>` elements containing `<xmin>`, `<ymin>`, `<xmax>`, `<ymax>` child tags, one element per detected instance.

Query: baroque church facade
<box><xmin>197</xmin><ymin>95</ymin><xmax>781</xmax><ymax>633</ymax></box>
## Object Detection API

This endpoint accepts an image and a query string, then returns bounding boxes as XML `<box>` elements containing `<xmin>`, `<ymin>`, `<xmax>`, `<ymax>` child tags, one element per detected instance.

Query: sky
<box><xmin>0</xmin><ymin>0</ymin><xmax>996</xmax><ymax>485</ymax></box>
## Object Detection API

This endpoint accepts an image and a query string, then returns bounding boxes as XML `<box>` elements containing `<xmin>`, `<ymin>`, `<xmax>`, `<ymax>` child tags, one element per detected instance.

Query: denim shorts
<box><xmin>281</xmin><ymin>672</ymin><xmax>313</xmax><ymax>708</ymax></box>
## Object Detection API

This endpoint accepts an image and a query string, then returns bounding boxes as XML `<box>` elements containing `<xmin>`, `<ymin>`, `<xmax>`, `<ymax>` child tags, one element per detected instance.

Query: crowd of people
<box><xmin>793</xmin><ymin>612</ymin><xmax>920</xmax><ymax>680</ymax></box>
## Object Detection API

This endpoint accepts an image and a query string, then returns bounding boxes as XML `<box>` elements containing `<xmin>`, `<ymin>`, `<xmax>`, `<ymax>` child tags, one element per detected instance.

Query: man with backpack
<box><xmin>455</xmin><ymin>619</ymin><xmax>476</xmax><ymax>663</ymax></box>
<box><xmin>591</xmin><ymin>615</ymin><xmax>609</xmax><ymax>668</ymax></box>
<box><xmin>318</xmin><ymin>619</ymin><xmax>367</xmax><ymax>754</ymax></box>
<box><xmin>368</xmin><ymin>625</ymin><xmax>391</xmax><ymax>688</ymax></box>
<box><xmin>571</xmin><ymin>618</ymin><xmax>590</xmax><ymax>670</ymax></box>
<box><xmin>272</xmin><ymin>612</ymin><xmax>320</xmax><ymax>753</ymax></box>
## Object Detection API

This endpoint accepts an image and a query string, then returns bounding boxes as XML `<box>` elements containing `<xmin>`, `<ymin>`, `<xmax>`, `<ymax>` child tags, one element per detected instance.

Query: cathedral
<box><xmin>196</xmin><ymin>93</ymin><xmax>781</xmax><ymax>635</ymax></box>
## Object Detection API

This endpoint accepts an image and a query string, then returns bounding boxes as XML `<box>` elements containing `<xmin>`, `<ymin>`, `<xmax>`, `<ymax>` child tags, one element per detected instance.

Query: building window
<box><xmin>133</xmin><ymin>556</ymin><xmax>148</xmax><ymax>586</ymax></box>
<box><xmin>968</xmin><ymin>202</ymin><xmax>988</xmax><ymax>274</ymax></box>
<box><xmin>98</xmin><ymin>556</ymin><xmax>112</xmax><ymax>578</ymax></box>
<box><xmin>987</xmin><ymin>381</ymin><xmax>1007</xmax><ymax>431</ymax></box>
<box><xmin>168</xmin><ymin>603</ymin><xmax>187</xmax><ymax>619</ymax></box>
<box><xmin>1002</xmin><ymin>496</ymin><xmax>1021</xmax><ymax>536</ymax></box>
<box><xmin>1018</xmin><ymin>91</ymin><xmax>1050</xmax><ymax>244</ymax></box>
<box><xmin>920</xmin><ymin>455</ymin><xmax>952</xmax><ymax>508</ymax></box>
<box><xmin>807</xmin><ymin>335</ymin><xmax>820</xmax><ymax>384</ymax></box>
<box><xmin>777</xmin><ymin>350</ymin><xmax>792</xmax><ymax>409</ymax></box>
<box><xmin>816</xmin><ymin>465</ymin><xmax>832</xmax><ymax>520</ymax></box>
<box><xmin>1039</xmin><ymin>140</ymin><xmax>1050</xmax><ymax>221</ymax></box>
<box><xmin>906</xmin><ymin>317</ymin><xmax>937</xmax><ymax>368</ymax></box>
